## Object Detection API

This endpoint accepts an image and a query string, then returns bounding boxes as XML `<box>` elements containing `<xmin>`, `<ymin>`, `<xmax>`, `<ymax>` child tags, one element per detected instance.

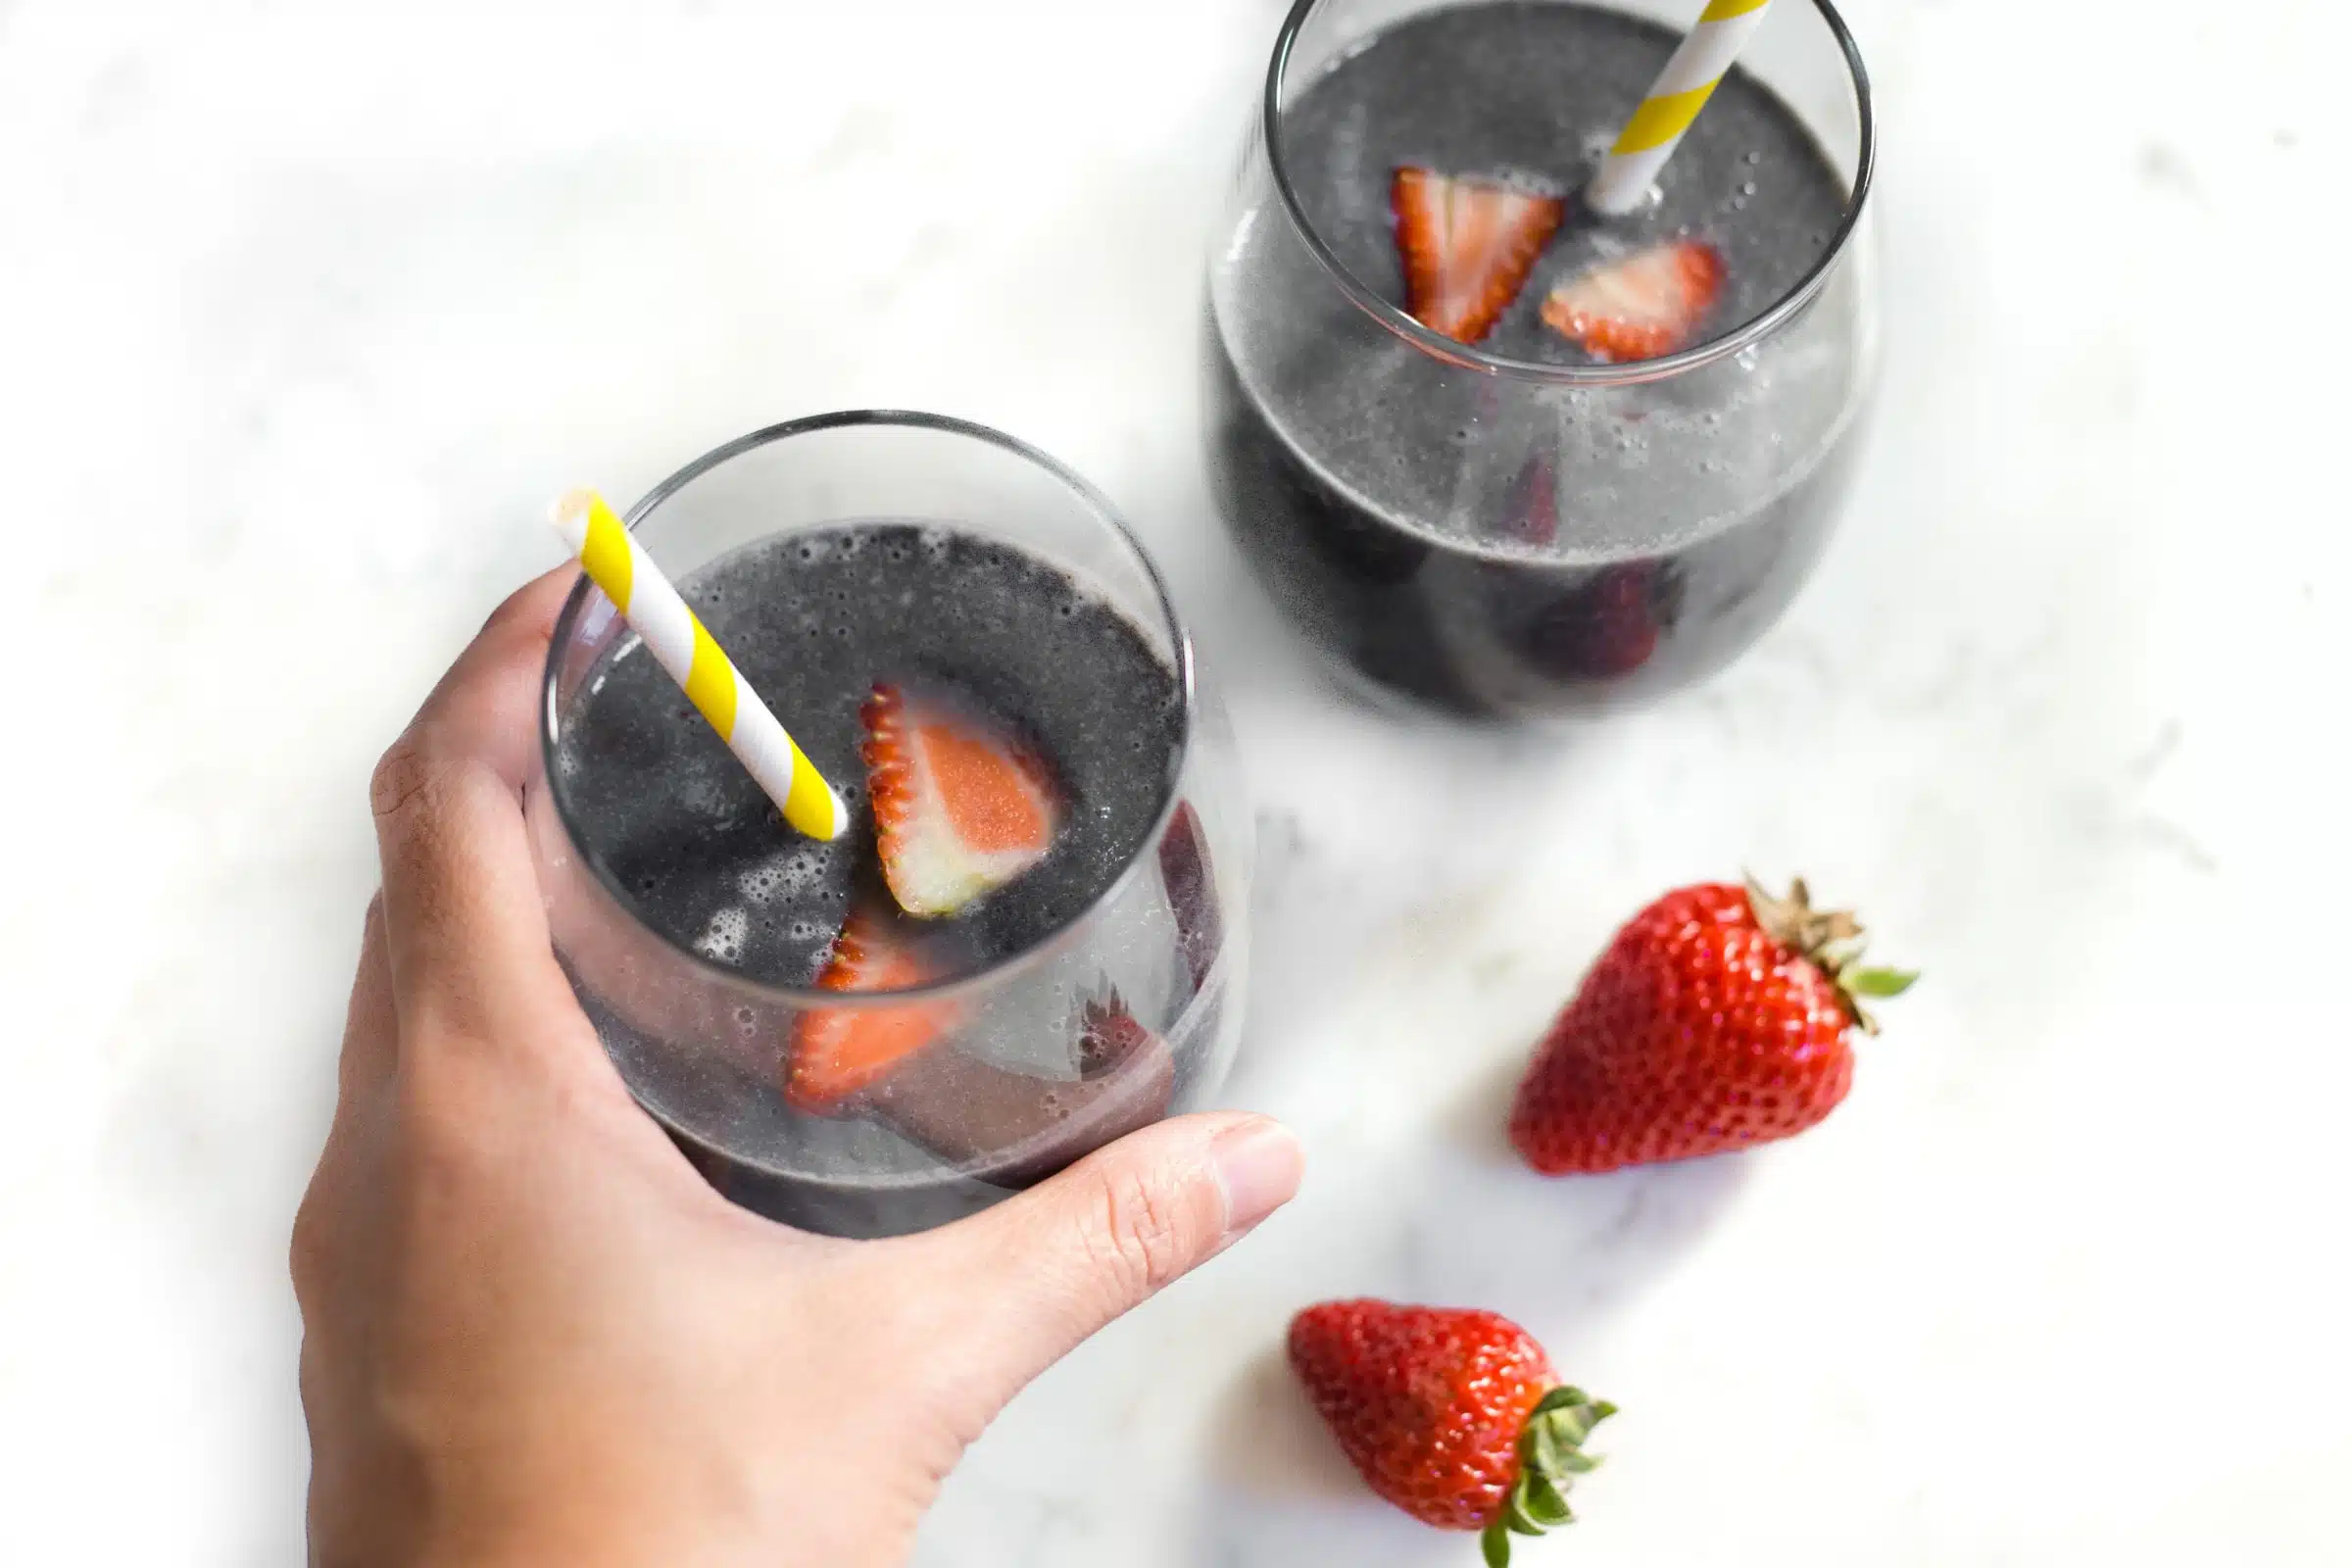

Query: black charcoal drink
<box><xmin>552</xmin><ymin>523</ymin><xmax>1222</xmax><ymax>1236</ymax></box>
<box><xmin>1207</xmin><ymin>0</ymin><xmax>1872</xmax><ymax>718</ymax></box>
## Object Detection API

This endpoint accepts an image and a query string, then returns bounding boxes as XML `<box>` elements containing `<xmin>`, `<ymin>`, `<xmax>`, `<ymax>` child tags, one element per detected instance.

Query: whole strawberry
<box><xmin>1289</xmin><ymin>1298</ymin><xmax>1612</xmax><ymax>1564</ymax></box>
<box><xmin>1510</xmin><ymin>878</ymin><xmax>1916</xmax><ymax>1175</ymax></box>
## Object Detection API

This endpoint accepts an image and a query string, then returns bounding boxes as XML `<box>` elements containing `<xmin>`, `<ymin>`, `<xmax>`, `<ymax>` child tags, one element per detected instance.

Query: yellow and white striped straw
<box><xmin>1586</xmin><ymin>0</ymin><xmax>1774</xmax><ymax>217</ymax></box>
<box><xmin>551</xmin><ymin>489</ymin><xmax>848</xmax><ymax>843</ymax></box>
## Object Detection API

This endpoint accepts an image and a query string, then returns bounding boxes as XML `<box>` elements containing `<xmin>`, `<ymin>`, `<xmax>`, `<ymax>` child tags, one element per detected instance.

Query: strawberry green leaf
<box><xmin>1523</xmin><ymin>1471</ymin><xmax>1576</xmax><ymax>1526</ymax></box>
<box><xmin>1482</xmin><ymin>1518</ymin><xmax>1513</xmax><ymax>1567</ymax></box>
<box><xmin>1844</xmin><ymin>967</ymin><xmax>1919</xmax><ymax>998</ymax></box>
<box><xmin>1537</xmin><ymin>1404</ymin><xmax>1599</xmax><ymax>1446</ymax></box>
<box><xmin>1525</xmin><ymin>1419</ymin><xmax>1565</xmax><ymax>1478</ymax></box>
<box><xmin>1513</xmin><ymin>1385</ymin><xmax>1615</xmax><ymax>1541</ymax></box>
<box><xmin>1533</xmin><ymin>1387</ymin><xmax>1592</xmax><ymax>1417</ymax></box>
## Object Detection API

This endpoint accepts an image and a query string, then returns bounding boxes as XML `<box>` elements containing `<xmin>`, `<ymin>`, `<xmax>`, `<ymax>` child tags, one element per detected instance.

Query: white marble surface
<box><xmin>5</xmin><ymin>0</ymin><xmax>2349</xmax><ymax>1561</ymax></box>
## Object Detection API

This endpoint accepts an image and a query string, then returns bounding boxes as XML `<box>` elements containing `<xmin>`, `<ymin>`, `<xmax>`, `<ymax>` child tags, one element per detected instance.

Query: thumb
<box><xmin>910</xmin><ymin>1112</ymin><xmax>1302</xmax><ymax>1412</ymax></box>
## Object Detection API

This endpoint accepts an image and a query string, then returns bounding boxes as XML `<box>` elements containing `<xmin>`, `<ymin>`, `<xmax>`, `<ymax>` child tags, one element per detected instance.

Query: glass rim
<box><xmin>1259</xmin><ymin>0</ymin><xmax>1878</xmax><ymax>386</ymax></box>
<box><xmin>539</xmin><ymin>408</ymin><xmax>1200</xmax><ymax>1007</ymax></box>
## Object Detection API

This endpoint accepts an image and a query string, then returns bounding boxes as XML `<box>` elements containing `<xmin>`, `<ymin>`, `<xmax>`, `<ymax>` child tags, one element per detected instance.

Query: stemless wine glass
<box><xmin>527</xmin><ymin>414</ymin><xmax>1250</xmax><ymax>1239</ymax></box>
<box><xmin>1203</xmin><ymin>0</ymin><xmax>1878</xmax><ymax>720</ymax></box>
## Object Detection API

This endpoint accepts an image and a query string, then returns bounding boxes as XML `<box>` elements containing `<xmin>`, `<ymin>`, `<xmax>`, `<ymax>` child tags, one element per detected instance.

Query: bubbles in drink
<box><xmin>695</xmin><ymin>906</ymin><xmax>749</xmax><ymax>964</ymax></box>
<box><xmin>682</xmin><ymin>765</ymin><xmax>742</xmax><ymax>819</ymax></box>
<box><xmin>559</xmin><ymin>523</ymin><xmax>1186</xmax><ymax>992</ymax></box>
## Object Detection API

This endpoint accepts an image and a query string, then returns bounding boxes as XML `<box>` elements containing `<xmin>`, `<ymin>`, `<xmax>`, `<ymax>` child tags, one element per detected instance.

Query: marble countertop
<box><xmin>5</xmin><ymin>1</ymin><xmax>2347</xmax><ymax>1561</ymax></box>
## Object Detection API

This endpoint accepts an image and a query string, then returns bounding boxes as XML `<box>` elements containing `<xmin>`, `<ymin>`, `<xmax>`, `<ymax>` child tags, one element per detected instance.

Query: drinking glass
<box><xmin>1203</xmin><ymin>0</ymin><xmax>1879</xmax><ymax>720</ymax></box>
<box><xmin>527</xmin><ymin>413</ymin><xmax>1249</xmax><ymax>1238</ymax></box>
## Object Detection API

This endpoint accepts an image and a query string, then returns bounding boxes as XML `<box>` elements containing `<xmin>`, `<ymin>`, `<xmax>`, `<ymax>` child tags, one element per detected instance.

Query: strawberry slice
<box><xmin>1541</xmin><ymin>240</ymin><xmax>1725</xmax><ymax>364</ymax></box>
<box><xmin>1501</xmin><ymin>454</ymin><xmax>1559</xmax><ymax>548</ymax></box>
<box><xmin>1391</xmin><ymin>168</ymin><xmax>1566</xmax><ymax>344</ymax></box>
<box><xmin>1570</xmin><ymin>564</ymin><xmax>1663</xmax><ymax>676</ymax></box>
<box><xmin>783</xmin><ymin>905</ymin><xmax>955</xmax><ymax>1114</ymax></box>
<box><xmin>1157</xmin><ymin>801</ymin><xmax>1222</xmax><ymax>994</ymax></box>
<box><xmin>862</xmin><ymin>683</ymin><xmax>1060</xmax><ymax>918</ymax></box>
<box><xmin>1074</xmin><ymin>992</ymin><xmax>1156</xmax><ymax>1079</ymax></box>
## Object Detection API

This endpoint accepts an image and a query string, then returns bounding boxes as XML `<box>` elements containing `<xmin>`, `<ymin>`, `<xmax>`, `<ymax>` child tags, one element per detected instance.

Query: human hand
<box><xmin>291</xmin><ymin>568</ymin><xmax>1304</xmax><ymax>1567</ymax></box>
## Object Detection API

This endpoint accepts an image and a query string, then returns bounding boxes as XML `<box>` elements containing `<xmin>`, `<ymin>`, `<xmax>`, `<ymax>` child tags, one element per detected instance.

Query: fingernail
<box><xmin>1209</xmin><ymin>1118</ymin><xmax>1304</xmax><ymax>1239</ymax></box>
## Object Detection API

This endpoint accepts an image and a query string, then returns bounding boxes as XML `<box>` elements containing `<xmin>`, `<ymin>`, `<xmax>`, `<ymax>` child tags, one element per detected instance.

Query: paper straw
<box><xmin>1586</xmin><ymin>0</ymin><xmax>1774</xmax><ymax>217</ymax></box>
<box><xmin>551</xmin><ymin>489</ymin><xmax>849</xmax><ymax>843</ymax></box>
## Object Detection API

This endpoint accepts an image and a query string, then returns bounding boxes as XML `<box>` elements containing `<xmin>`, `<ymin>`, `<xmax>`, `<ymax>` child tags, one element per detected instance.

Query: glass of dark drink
<box><xmin>528</xmin><ymin>413</ymin><xmax>1248</xmax><ymax>1238</ymax></box>
<box><xmin>1204</xmin><ymin>0</ymin><xmax>1878</xmax><ymax>720</ymax></box>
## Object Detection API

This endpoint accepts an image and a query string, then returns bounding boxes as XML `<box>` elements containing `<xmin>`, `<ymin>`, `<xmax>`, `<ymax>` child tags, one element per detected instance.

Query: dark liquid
<box><xmin>553</xmin><ymin>524</ymin><xmax>1225</xmax><ymax>1235</ymax></box>
<box><xmin>1206</xmin><ymin>1</ymin><xmax>1869</xmax><ymax>718</ymax></box>
<box><xmin>1205</xmin><ymin>343</ymin><xmax>1865</xmax><ymax>714</ymax></box>
<box><xmin>561</xmin><ymin>523</ymin><xmax>1184</xmax><ymax>988</ymax></box>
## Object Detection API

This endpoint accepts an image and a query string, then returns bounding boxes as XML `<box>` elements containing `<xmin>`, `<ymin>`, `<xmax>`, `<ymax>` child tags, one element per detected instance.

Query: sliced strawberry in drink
<box><xmin>1391</xmin><ymin>168</ymin><xmax>1566</xmax><ymax>344</ymax></box>
<box><xmin>1518</xmin><ymin>562</ymin><xmax>1667</xmax><ymax>680</ymax></box>
<box><xmin>1157</xmin><ymin>801</ymin><xmax>1222</xmax><ymax>994</ymax></box>
<box><xmin>1540</xmin><ymin>239</ymin><xmax>1725</xmax><ymax>364</ymax></box>
<box><xmin>783</xmin><ymin>904</ymin><xmax>955</xmax><ymax>1114</ymax></box>
<box><xmin>1501</xmin><ymin>454</ymin><xmax>1560</xmax><ymax>548</ymax></box>
<box><xmin>862</xmin><ymin>683</ymin><xmax>1060</xmax><ymax>919</ymax></box>
<box><xmin>1073</xmin><ymin>992</ymin><xmax>1157</xmax><ymax>1079</ymax></box>
<box><xmin>1574</xmin><ymin>564</ymin><xmax>1663</xmax><ymax>676</ymax></box>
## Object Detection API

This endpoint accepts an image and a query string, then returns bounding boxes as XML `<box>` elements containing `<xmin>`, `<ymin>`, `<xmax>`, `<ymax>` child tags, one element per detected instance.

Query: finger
<box><xmin>371</xmin><ymin>566</ymin><xmax>580</xmax><ymax>1037</ymax></box>
<box><xmin>391</xmin><ymin>565</ymin><xmax>581</xmax><ymax>796</ymax></box>
<box><xmin>336</xmin><ymin>894</ymin><xmax>398</xmax><ymax>1099</ymax></box>
<box><xmin>290</xmin><ymin>898</ymin><xmax>389</xmax><ymax>1312</ymax></box>
<box><xmin>906</xmin><ymin>1113</ymin><xmax>1302</xmax><ymax>1413</ymax></box>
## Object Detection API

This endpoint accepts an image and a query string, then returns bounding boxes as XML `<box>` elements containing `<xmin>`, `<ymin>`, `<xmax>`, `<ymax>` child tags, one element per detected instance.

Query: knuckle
<box><xmin>368</xmin><ymin>733</ymin><xmax>446</xmax><ymax>824</ymax></box>
<box><xmin>288</xmin><ymin>1185</ymin><xmax>334</xmax><ymax>1302</ymax></box>
<box><xmin>481</xmin><ymin>578</ymin><xmax>550</xmax><ymax>639</ymax></box>
<box><xmin>1080</xmin><ymin>1163</ymin><xmax>1202</xmax><ymax>1303</ymax></box>
<box><xmin>479</xmin><ymin>579</ymin><xmax>563</xmax><ymax>669</ymax></box>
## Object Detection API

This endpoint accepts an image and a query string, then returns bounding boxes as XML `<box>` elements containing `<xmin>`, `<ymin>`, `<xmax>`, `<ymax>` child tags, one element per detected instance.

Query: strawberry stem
<box><xmin>1743</xmin><ymin>875</ymin><xmax>1920</xmax><ymax>1035</ymax></box>
<box><xmin>1485</xmin><ymin>1387</ymin><xmax>1615</xmax><ymax>1563</ymax></box>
